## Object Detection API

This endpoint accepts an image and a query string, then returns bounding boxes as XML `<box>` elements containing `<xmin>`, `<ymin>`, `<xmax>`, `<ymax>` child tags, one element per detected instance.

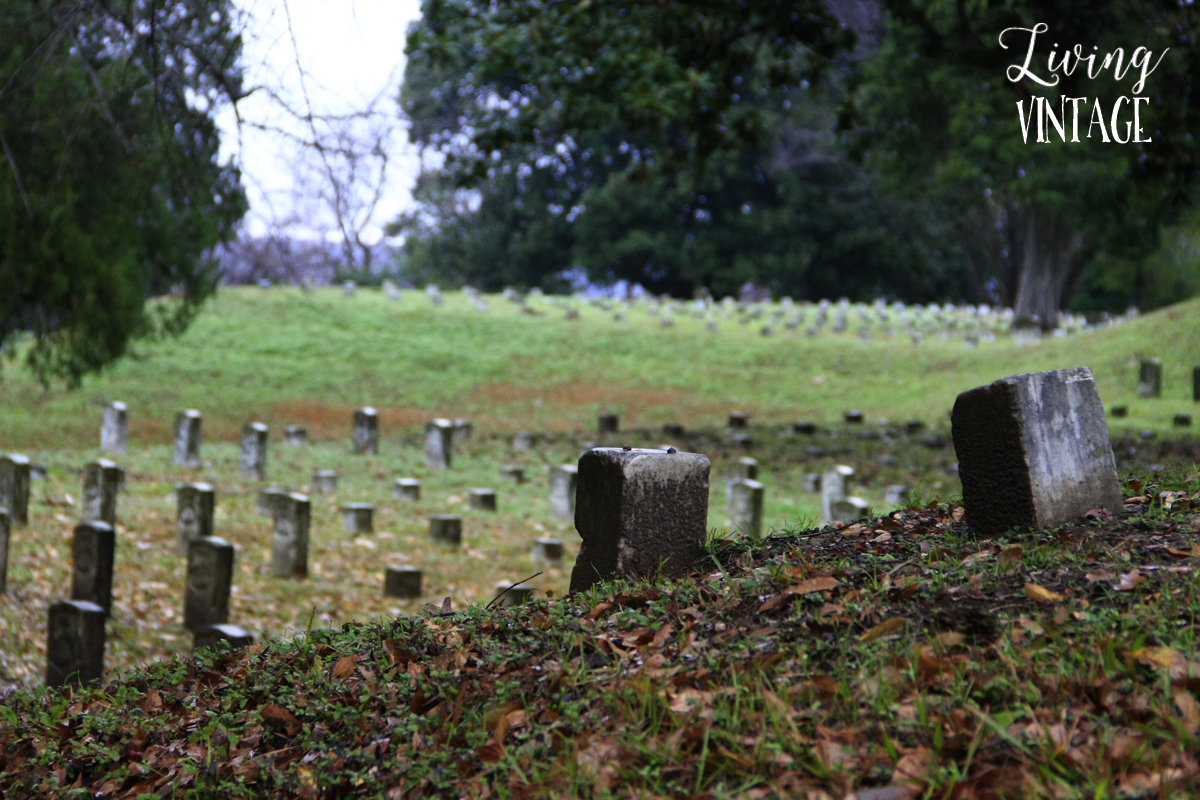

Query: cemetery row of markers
<box><xmin>0</xmin><ymin>355</ymin><xmax>1192</xmax><ymax>688</ymax></box>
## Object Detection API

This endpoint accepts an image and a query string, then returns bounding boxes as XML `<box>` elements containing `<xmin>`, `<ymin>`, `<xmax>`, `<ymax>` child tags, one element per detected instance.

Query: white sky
<box><xmin>215</xmin><ymin>0</ymin><xmax>425</xmax><ymax>242</ymax></box>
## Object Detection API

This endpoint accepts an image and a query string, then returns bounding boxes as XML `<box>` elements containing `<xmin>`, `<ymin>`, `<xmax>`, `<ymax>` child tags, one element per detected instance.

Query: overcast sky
<box><xmin>216</xmin><ymin>0</ymin><xmax>424</xmax><ymax>242</ymax></box>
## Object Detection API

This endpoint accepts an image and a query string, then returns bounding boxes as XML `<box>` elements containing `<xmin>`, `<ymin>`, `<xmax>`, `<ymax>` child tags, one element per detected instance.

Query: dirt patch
<box><xmin>472</xmin><ymin>382</ymin><xmax>684</xmax><ymax>408</ymax></box>
<box><xmin>269</xmin><ymin>400</ymin><xmax>452</xmax><ymax>441</ymax></box>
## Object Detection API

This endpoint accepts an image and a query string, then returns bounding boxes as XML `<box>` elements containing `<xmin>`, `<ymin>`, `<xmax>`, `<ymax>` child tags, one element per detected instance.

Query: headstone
<box><xmin>393</xmin><ymin>478</ymin><xmax>421</xmax><ymax>501</ymax></box>
<box><xmin>384</xmin><ymin>566</ymin><xmax>422</xmax><ymax>598</ymax></box>
<box><xmin>81</xmin><ymin>459</ymin><xmax>120</xmax><ymax>525</ymax></box>
<box><xmin>283</xmin><ymin>425</ymin><xmax>308</xmax><ymax>445</ymax></box>
<box><xmin>1174</xmin><ymin>413</ymin><xmax>1193</xmax><ymax>427</ymax></box>
<box><xmin>730</xmin><ymin>433</ymin><xmax>753</xmax><ymax>451</ymax></box>
<box><xmin>801</xmin><ymin>473</ymin><xmax>821</xmax><ymax>493</ymax></box>
<box><xmin>429</xmin><ymin>515</ymin><xmax>462</xmax><ymax>546</ymax></box>
<box><xmin>1138</xmin><ymin>359</ymin><xmax>1162</xmax><ymax>398</ymax></box>
<box><xmin>353</xmin><ymin>407</ymin><xmax>379</xmax><ymax>454</ymax></box>
<box><xmin>452</xmin><ymin>419</ymin><xmax>473</xmax><ymax>444</ymax></box>
<box><xmin>951</xmin><ymin>367</ymin><xmax>1122</xmax><ymax>536</ymax></box>
<box><xmin>176</xmin><ymin>483</ymin><xmax>215</xmax><ymax>554</ymax></box>
<box><xmin>342</xmin><ymin>280</ymin><xmax>357</xmax><ymax>296</ymax></box>
<box><xmin>0</xmin><ymin>454</ymin><xmax>31</xmax><ymax>525</ymax></box>
<box><xmin>492</xmin><ymin>580</ymin><xmax>535</xmax><ymax>607</ymax></box>
<box><xmin>1110</xmin><ymin>405</ymin><xmax>1128</xmax><ymax>418</ymax></box>
<box><xmin>184</xmin><ymin>537</ymin><xmax>234</xmax><ymax>631</ymax></box>
<box><xmin>830</xmin><ymin>497</ymin><xmax>870</xmax><ymax>521</ymax></box>
<box><xmin>341</xmin><ymin>503</ymin><xmax>375</xmax><ymax>534</ymax></box>
<box><xmin>173</xmin><ymin>410</ymin><xmax>202</xmax><ymax>468</ymax></box>
<box><xmin>239</xmin><ymin>423</ymin><xmax>268</xmax><ymax>479</ymax></box>
<box><xmin>531</xmin><ymin>537</ymin><xmax>564</xmax><ymax>566</ymax></box>
<box><xmin>31</xmin><ymin>463</ymin><xmax>48</xmax><ymax>481</ymax></box>
<box><xmin>905</xmin><ymin>420</ymin><xmax>925</xmax><ymax>435</ymax></box>
<box><xmin>500</xmin><ymin>466</ymin><xmax>525</xmax><ymax>483</ymax></box>
<box><xmin>271</xmin><ymin>493</ymin><xmax>311</xmax><ymax>579</ymax></box>
<box><xmin>1139</xmin><ymin>429</ymin><xmax>1157</xmax><ymax>440</ymax></box>
<box><xmin>0</xmin><ymin>509</ymin><xmax>8</xmax><ymax>594</ymax></box>
<box><xmin>725</xmin><ymin>457</ymin><xmax>759</xmax><ymax>506</ymax></box>
<box><xmin>1194</xmin><ymin>367</ymin><xmax>1200</xmax><ymax>402</ymax></box>
<box><xmin>820</xmin><ymin>465</ymin><xmax>855</xmax><ymax>524</ymax></box>
<box><xmin>844</xmin><ymin>410</ymin><xmax>864</xmax><ymax>425</ymax></box>
<box><xmin>885</xmin><ymin>485</ymin><xmax>911</xmax><ymax>507</ymax></box>
<box><xmin>512</xmin><ymin>431</ymin><xmax>535</xmax><ymax>451</ymax></box>
<box><xmin>793</xmin><ymin>421</ymin><xmax>817</xmax><ymax>435</ymax></box>
<box><xmin>45</xmin><ymin>600</ymin><xmax>106</xmax><ymax>687</ymax></box>
<box><xmin>549</xmin><ymin>465</ymin><xmax>578</xmax><ymax>522</ymax></box>
<box><xmin>598</xmin><ymin>414</ymin><xmax>619</xmax><ymax>434</ymax></box>
<box><xmin>193</xmin><ymin>624</ymin><xmax>255</xmax><ymax>653</ymax></box>
<box><xmin>468</xmin><ymin>489</ymin><xmax>497</xmax><ymax>511</ymax></box>
<box><xmin>71</xmin><ymin>521</ymin><xmax>115</xmax><ymax>616</ymax></box>
<box><xmin>569</xmin><ymin>448</ymin><xmax>710</xmax><ymax>594</ymax></box>
<box><xmin>256</xmin><ymin>487</ymin><xmax>287</xmax><ymax>518</ymax></box>
<box><xmin>425</xmin><ymin>419</ymin><xmax>454</xmax><ymax>470</ymax></box>
<box><xmin>312</xmin><ymin>470</ymin><xmax>338</xmax><ymax>493</ymax></box>
<box><xmin>728</xmin><ymin>479</ymin><xmax>765</xmax><ymax>540</ymax></box>
<box><xmin>663</xmin><ymin>423</ymin><xmax>686</xmax><ymax>438</ymax></box>
<box><xmin>100</xmin><ymin>402</ymin><xmax>128</xmax><ymax>454</ymax></box>
<box><xmin>728</xmin><ymin>412</ymin><xmax>749</xmax><ymax>429</ymax></box>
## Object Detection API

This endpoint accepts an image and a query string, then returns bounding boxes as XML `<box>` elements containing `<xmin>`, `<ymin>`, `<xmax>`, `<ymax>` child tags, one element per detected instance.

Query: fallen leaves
<box><xmin>259</xmin><ymin>704</ymin><xmax>302</xmax><ymax>737</ymax></box>
<box><xmin>859</xmin><ymin>618</ymin><xmax>906</xmax><ymax>642</ymax></box>
<box><xmin>1024</xmin><ymin>584</ymin><xmax>1064</xmax><ymax>603</ymax></box>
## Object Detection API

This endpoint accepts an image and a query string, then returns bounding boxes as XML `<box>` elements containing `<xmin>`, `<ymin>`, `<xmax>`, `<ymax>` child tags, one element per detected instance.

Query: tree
<box><xmin>851</xmin><ymin>0</ymin><xmax>1200</xmax><ymax>327</ymax></box>
<box><xmin>0</xmin><ymin>0</ymin><xmax>247</xmax><ymax>385</ymax></box>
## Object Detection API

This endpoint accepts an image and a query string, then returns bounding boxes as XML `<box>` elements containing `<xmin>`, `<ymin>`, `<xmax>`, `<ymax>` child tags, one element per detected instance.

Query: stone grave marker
<box><xmin>1194</xmin><ymin>367</ymin><xmax>1200</xmax><ymax>402</ymax></box>
<box><xmin>728</xmin><ymin>479</ymin><xmax>765</xmax><ymax>540</ymax></box>
<box><xmin>193</xmin><ymin>625</ymin><xmax>255</xmax><ymax>653</ymax></box>
<box><xmin>663</xmin><ymin>423</ymin><xmax>686</xmax><ymax>438</ymax></box>
<box><xmin>512</xmin><ymin>431</ymin><xmax>535</xmax><ymax>451</ymax></box>
<box><xmin>725</xmin><ymin>457</ymin><xmax>759</xmax><ymax>506</ymax></box>
<box><xmin>549</xmin><ymin>465</ymin><xmax>578</xmax><ymax>522</ymax></box>
<box><xmin>801</xmin><ymin>473</ymin><xmax>821</xmax><ymax>493</ymax></box>
<box><xmin>384</xmin><ymin>566</ymin><xmax>422</xmax><ymax>598</ymax></box>
<box><xmin>100</xmin><ymin>402</ymin><xmax>128</xmax><ymax>454</ymax></box>
<box><xmin>597</xmin><ymin>414</ymin><xmax>619</xmax><ymax>434</ymax></box>
<box><xmin>173</xmin><ymin>410</ymin><xmax>202</xmax><ymax>467</ymax></box>
<box><xmin>569</xmin><ymin>447</ymin><xmax>710</xmax><ymax>594</ymax></box>
<box><xmin>793</xmin><ymin>421</ymin><xmax>817</xmax><ymax>435</ymax></box>
<box><xmin>731</xmin><ymin>433</ymin><xmax>753</xmax><ymax>451</ymax></box>
<box><xmin>821</xmin><ymin>465</ymin><xmax>855</xmax><ymax>524</ymax></box>
<box><xmin>257</xmin><ymin>487</ymin><xmax>287</xmax><ymax>518</ymax></box>
<box><xmin>469</xmin><ymin>489</ymin><xmax>497</xmax><ymax>511</ymax></box>
<box><xmin>176</xmin><ymin>483</ymin><xmax>215</xmax><ymax>554</ymax></box>
<box><xmin>951</xmin><ymin>367</ymin><xmax>1122</xmax><ymax>536</ymax></box>
<box><xmin>844</xmin><ymin>410</ymin><xmax>864</xmax><ymax>424</ymax></box>
<box><xmin>1174</xmin><ymin>413</ymin><xmax>1192</xmax><ymax>427</ymax></box>
<box><xmin>353</xmin><ymin>407</ymin><xmax>379</xmax><ymax>454</ymax></box>
<box><xmin>283</xmin><ymin>425</ymin><xmax>308</xmax><ymax>445</ymax></box>
<box><xmin>394</xmin><ymin>478</ymin><xmax>421</xmax><ymax>501</ymax></box>
<box><xmin>312</xmin><ymin>470</ymin><xmax>339</xmax><ymax>493</ymax></box>
<box><xmin>905</xmin><ymin>420</ymin><xmax>925</xmax><ymax>435</ymax></box>
<box><xmin>453</xmin><ymin>419</ymin><xmax>473</xmax><ymax>444</ymax></box>
<box><xmin>72</xmin><ymin>521</ymin><xmax>115</xmax><ymax>616</ymax></box>
<box><xmin>342</xmin><ymin>504</ymin><xmax>375</xmax><ymax>534</ymax></box>
<box><xmin>492</xmin><ymin>580</ymin><xmax>535</xmax><ymax>607</ymax></box>
<box><xmin>830</xmin><ymin>497</ymin><xmax>870</xmax><ymax>521</ymax></box>
<box><xmin>430</xmin><ymin>515</ymin><xmax>462</xmax><ymax>546</ymax></box>
<box><xmin>46</xmin><ymin>600</ymin><xmax>106</xmax><ymax>687</ymax></box>
<box><xmin>1110</xmin><ymin>405</ymin><xmax>1128</xmax><ymax>418</ymax></box>
<box><xmin>271</xmin><ymin>493</ymin><xmax>311</xmax><ymax>579</ymax></box>
<box><xmin>1138</xmin><ymin>358</ymin><xmax>1162</xmax><ymax>398</ymax></box>
<box><xmin>239</xmin><ymin>423</ymin><xmax>269</xmax><ymax>479</ymax></box>
<box><xmin>0</xmin><ymin>454</ymin><xmax>31</xmax><ymax>525</ymax></box>
<box><xmin>425</xmin><ymin>419</ymin><xmax>454</xmax><ymax>469</ymax></box>
<box><xmin>728</xmin><ymin>412</ymin><xmax>749</xmax><ymax>429</ymax></box>
<box><xmin>0</xmin><ymin>509</ymin><xmax>8</xmax><ymax>594</ymax></box>
<box><xmin>185</xmin><ymin>537</ymin><xmax>234</xmax><ymax>631</ymax></box>
<box><xmin>884</xmin><ymin>485</ymin><xmax>911</xmax><ymax>507</ymax></box>
<box><xmin>342</xmin><ymin>280</ymin><xmax>357</xmax><ymax>296</ymax></box>
<box><xmin>531</xmin><ymin>537</ymin><xmax>564</xmax><ymax>566</ymax></box>
<box><xmin>82</xmin><ymin>459</ymin><xmax>121</xmax><ymax>525</ymax></box>
<box><xmin>500</xmin><ymin>466</ymin><xmax>525</xmax><ymax>483</ymax></box>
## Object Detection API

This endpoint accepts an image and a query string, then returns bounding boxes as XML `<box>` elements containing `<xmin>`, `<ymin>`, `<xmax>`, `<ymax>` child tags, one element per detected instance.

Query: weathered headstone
<box><xmin>492</xmin><ymin>580</ymin><xmax>535</xmax><ymax>607</ymax></box>
<box><xmin>71</xmin><ymin>521</ymin><xmax>115</xmax><ymax>616</ymax></box>
<box><xmin>728</xmin><ymin>479</ymin><xmax>765</xmax><ymax>540</ymax></box>
<box><xmin>100</xmin><ymin>402</ymin><xmax>128</xmax><ymax>454</ymax></box>
<box><xmin>569</xmin><ymin>448</ymin><xmax>710</xmax><ymax>594</ymax></box>
<box><xmin>549</xmin><ymin>465</ymin><xmax>578</xmax><ymax>522</ymax></box>
<box><xmin>271</xmin><ymin>493</ymin><xmax>311</xmax><ymax>579</ymax></box>
<box><xmin>256</xmin><ymin>487</ymin><xmax>287</xmax><ymax>518</ymax></box>
<box><xmin>0</xmin><ymin>454</ymin><xmax>31</xmax><ymax>526</ymax></box>
<box><xmin>468</xmin><ymin>489</ymin><xmax>497</xmax><ymax>511</ymax></box>
<box><xmin>725</xmin><ymin>457</ymin><xmax>759</xmax><ymax>506</ymax></box>
<box><xmin>353</xmin><ymin>407</ymin><xmax>379</xmax><ymax>454</ymax></box>
<box><xmin>239</xmin><ymin>423</ymin><xmax>268</xmax><ymax>479</ymax></box>
<box><xmin>452</xmin><ymin>419</ymin><xmax>472</xmax><ymax>444</ymax></box>
<box><xmin>384</xmin><ymin>566</ymin><xmax>422</xmax><ymax>598</ymax></box>
<box><xmin>597</xmin><ymin>414</ymin><xmax>619</xmax><ymax>434</ymax></box>
<box><xmin>951</xmin><ymin>367</ymin><xmax>1123</xmax><ymax>536</ymax></box>
<box><xmin>728</xmin><ymin>412</ymin><xmax>749</xmax><ymax>429</ymax></box>
<box><xmin>46</xmin><ymin>600</ymin><xmax>106</xmax><ymax>687</ymax></box>
<box><xmin>312</xmin><ymin>470</ymin><xmax>339</xmax><ymax>493</ymax></box>
<box><xmin>500</xmin><ymin>466</ymin><xmax>525</xmax><ymax>483</ymax></box>
<box><xmin>184</xmin><ymin>537</ymin><xmax>234</xmax><ymax>631</ymax></box>
<box><xmin>730</xmin><ymin>433</ymin><xmax>753</xmax><ymax>451</ymax></box>
<box><xmin>1174</xmin><ymin>413</ymin><xmax>1193</xmax><ymax>428</ymax></box>
<box><xmin>176</xmin><ymin>482</ymin><xmax>215</xmax><ymax>554</ymax></box>
<box><xmin>342</xmin><ymin>280</ymin><xmax>357</xmax><ymax>297</ymax></box>
<box><xmin>905</xmin><ymin>420</ymin><xmax>925</xmax><ymax>435</ymax></box>
<box><xmin>801</xmin><ymin>473</ymin><xmax>821</xmax><ymax>493</ymax></box>
<box><xmin>663</xmin><ymin>423</ymin><xmax>686</xmax><ymax>438</ymax></box>
<box><xmin>283</xmin><ymin>425</ymin><xmax>308</xmax><ymax>445</ymax></box>
<box><xmin>429</xmin><ymin>515</ymin><xmax>462</xmax><ymax>546</ymax></box>
<box><xmin>341</xmin><ymin>503</ymin><xmax>375</xmax><ymax>534</ymax></box>
<box><xmin>1194</xmin><ymin>367</ymin><xmax>1200</xmax><ymax>402</ymax></box>
<box><xmin>1138</xmin><ymin>359</ymin><xmax>1162</xmax><ymax>398</ymax></box>
<box><xmin>425</xmin><ymin>418</ymin><xmax>454</xmax><ymax>470</ymax></box>
<box><xmin>820</xmin><ymin>465</ymin><xmax>855</xmax><ymax>524</ymax></box>
<box><xmin>393</xmin><ymin>478</ymin><xmax>420</xmax><ymax>501</ymax></box>
<box><xmin>1110</xmin><ymin>405</ymin><xmax>1128</xmax><ymax>418</ymax></box>
<box><xmin>82</xmin><ymin>459</ymin><xmax>120</xmax><ymax>525</ymax></box>
<box><xmin>884</xmin><ymin>485</ymin><xmax>911</xmax><ymax>507</ymax></box>
<box><xmin>512</xmin><ymin>431</ymin><xmax>535</xmax><ymax>451</ymax></box>
<box><xmin>792</xmin><ymin>421</ymin><xmax>817</xmax><ymax>435</ymax></box>
<box><xmin>830</xmin><ymin>497</ymin><xmax>870</xmax><ymax>522</ymax></box>
<box><xmin>531</xmin><ymin>537</ymin><xmax>564</xmax><ymax>566</ymax></box>
<box><xmin>0</xmin><ymin>509</ymin><xmax>8</xmax><ymax>594</ymax></box>
<box><xmin>173</xmin><ymin>410</ymin><xmax>202</xmax><ymax>468</ymax></box>
<box><xmin>193</xmin><ymin>624</ymin><xmax>255</xmax><ymax>653</ymax></box>
<box><xmin>844</xmin><ymin>410</ymin><xmax>864</xmax><ymax>424</ymax></box>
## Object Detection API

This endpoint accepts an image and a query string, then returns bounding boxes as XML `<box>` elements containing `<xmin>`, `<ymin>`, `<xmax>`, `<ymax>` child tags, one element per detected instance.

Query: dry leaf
<box><xmin>331</xmin><ymin>655</ymin><xmax>356</xmax><ymax>682</ymax></box>
<box><xmin>1135</xmin><ymin>647</ymin><xmax>1186</xmax><ymax>678</ymax></box>
<box><xmin>1116</xmin><ymin>569</ymin><xmax>1147</xmax><ymax>592</ymax></box>
<box><xmin>859</xmin><ymin>618</ymin><xmax>906</xmax><ymax>642</ymax></box>
<box><xmin>1025</xmin><ymin>583</ymin><xmax>1064</xmax><ymax>603</ymax></box>
<box><xmin>260</xmin><ymin>704</ymin><xmax>302</xmax><ymax>736</ymax></box>
<box><xmin>998</xmin><ymin>546</ymin><xmax>1024</xmax><ymax>569</ymax></box>
<box><xmin>792</xmin><ymin>576</ymin><xmax>839</xmax><ymax>595</ymax></box>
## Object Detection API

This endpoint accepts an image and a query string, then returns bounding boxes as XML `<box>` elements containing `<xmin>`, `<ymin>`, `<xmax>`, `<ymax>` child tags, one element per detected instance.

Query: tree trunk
<box><xmin>1006</xmin><ymin>207</ymin><xmax>1085</xmax><ymax>330</ymax></box>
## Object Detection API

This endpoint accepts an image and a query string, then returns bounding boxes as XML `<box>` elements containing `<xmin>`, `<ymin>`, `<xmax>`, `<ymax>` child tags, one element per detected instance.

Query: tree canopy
<box><xmin>0</xmin><ymin>0</ymin><xmax>247</xmax><ymax>385</ymax></box>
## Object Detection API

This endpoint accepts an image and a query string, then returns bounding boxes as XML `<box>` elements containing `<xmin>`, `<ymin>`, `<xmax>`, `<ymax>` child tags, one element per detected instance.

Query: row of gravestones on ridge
<box><xmin>1108</xmin><ymin>360</ymin><xmax>1200</xmax><ymax>430</ymax></box>
<box><xmin>17</xmin><ymin>364</ymin><xmax>1120</xmax><ymax>687</ymax></box>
